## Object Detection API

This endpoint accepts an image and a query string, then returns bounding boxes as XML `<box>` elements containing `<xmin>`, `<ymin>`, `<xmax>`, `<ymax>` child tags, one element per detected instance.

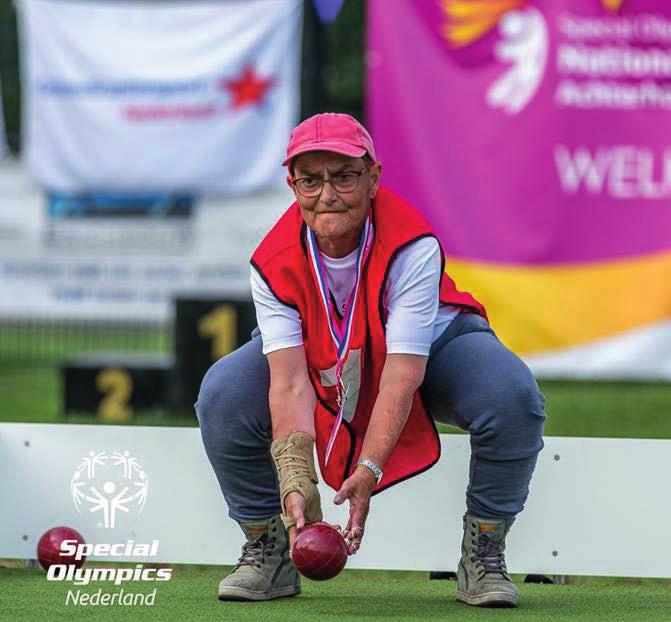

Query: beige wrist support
<box><xmin>270</xmin><ymin>432</ymin><xmax>323</xmax><ymax>530</ymax></box>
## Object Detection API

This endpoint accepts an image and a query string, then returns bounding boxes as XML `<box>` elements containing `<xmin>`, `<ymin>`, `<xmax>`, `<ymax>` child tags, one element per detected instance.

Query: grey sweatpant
<box><xmin>195</xmin><ymin>312</ymin><xmax>546</xmax><ymax>525</ymax></box>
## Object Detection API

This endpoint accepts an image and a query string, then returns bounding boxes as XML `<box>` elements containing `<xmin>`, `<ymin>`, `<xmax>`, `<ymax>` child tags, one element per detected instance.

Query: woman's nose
<box><xmin>320</xmin><ymin>179</ymin><xmax>338</xmax><ymax>203</ymax></box>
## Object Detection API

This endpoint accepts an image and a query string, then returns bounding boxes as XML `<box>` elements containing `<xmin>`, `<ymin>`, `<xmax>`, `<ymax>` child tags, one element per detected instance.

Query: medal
<box><xmin>306</xmin><ymin>215</ymin><xmax>374</xmax><ymax>465</ymax></box>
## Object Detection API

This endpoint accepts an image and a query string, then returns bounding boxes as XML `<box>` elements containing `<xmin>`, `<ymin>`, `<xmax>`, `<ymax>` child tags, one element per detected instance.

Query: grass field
<box><xmin>2</xmin><ymin>361</ymin><xmax>671</xmax><ymax>439</ymax></box>
<box><xmin>1</xmin><ymin>566</ymin><xmax>670</xmax><ymax>622</ymax></box>
<box><xmin>0</xmin><ymin>323</ymin><xmax>169</xmax><ymax>362</ymax></box>
<box><xmin>1</xmin><ymin>321</ymin><xmax>671</xmax><ymax>437</ymax></box>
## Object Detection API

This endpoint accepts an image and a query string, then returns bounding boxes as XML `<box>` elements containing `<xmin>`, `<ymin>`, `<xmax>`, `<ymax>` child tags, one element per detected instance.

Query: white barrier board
<box><xmin>0</xmin><ymin>423</ymin><xmax>668</xmax><ymax>577</ymax></box>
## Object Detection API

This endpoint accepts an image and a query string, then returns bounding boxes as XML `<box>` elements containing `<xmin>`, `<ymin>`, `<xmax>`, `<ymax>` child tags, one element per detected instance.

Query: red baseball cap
<box><xmin>282</xmin><ymin>113</ymin><xmax>377</xmax><ymax>167</ymax></box>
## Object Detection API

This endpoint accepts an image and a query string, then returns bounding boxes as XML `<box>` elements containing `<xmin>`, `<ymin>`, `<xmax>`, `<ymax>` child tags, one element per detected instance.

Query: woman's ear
<box><xmin>368</xmin><ymin>161</ymin><xmax>382</xmax><ymax>198</ymax></box>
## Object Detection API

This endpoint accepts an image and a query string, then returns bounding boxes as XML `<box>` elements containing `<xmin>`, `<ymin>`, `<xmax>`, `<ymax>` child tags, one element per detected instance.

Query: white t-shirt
<box><xmin>251</xmin><ymin>237</ymin><xmax>461</xmax><ymax>356</ymax></box>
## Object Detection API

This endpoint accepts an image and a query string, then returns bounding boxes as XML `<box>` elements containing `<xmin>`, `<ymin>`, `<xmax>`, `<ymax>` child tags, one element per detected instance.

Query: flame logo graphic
<box><xmin>442</xmin><ymin>0</ymin><xmax>529</xmax><ymax>48</ymax></box>
<box><xmin>602</xmin><ymin>0</ymin><xmax>626</xmax><ymax>12</ymax></box>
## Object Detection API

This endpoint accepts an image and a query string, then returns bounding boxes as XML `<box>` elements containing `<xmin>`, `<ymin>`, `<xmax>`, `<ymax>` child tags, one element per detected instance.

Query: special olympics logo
<box><xmin>70</xmin><ymin>451</ymin><xmax>149</xmax><ymax>529</ymax></box>
<box><xmin>487</xmin><ymin>7</ymin><xmax>548</xmax><ymax>115</ymax></box>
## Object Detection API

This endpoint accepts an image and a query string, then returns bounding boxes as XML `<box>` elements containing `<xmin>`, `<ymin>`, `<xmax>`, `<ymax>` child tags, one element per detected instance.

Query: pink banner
<box><xmin>368</xmin><ymin>0</ymin><xmax>671</xmax><ymax>265</ymax></box>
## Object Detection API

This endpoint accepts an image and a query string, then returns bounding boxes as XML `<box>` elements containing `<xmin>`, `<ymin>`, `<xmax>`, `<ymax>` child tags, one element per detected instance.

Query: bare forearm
<box><xmin>266</xmin><ymin>346</ymin><xmax>316</xmax><ymax>440</ymax></box>
<box><xmin>269</xmin><ymin>382</ymin><xmax>316</xmax><ymax>440</ymax></box>
<box><xmin>358</xmin><ymin>386</ymin><xmax>414</xmax><ymax>469</ymax></box>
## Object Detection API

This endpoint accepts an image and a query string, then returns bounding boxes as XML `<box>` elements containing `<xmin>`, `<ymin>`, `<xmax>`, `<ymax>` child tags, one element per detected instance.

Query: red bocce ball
<box><xmin>37</xmin><ymin>526</ymin><xmax>87</xmax><ymax>571</ymax></box>
<box><xmin>292</xmin><ymin>522</ymin><xmax>348</xmax><ymax>581</ymax></box>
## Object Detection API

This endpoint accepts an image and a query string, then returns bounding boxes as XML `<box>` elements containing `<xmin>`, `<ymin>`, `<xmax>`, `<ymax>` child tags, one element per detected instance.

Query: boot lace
<box><xmin>235</xmin><ymin>533</ymin><xmax>276</xmax><ymax>570</ymax></box>
<box><xmin>471</xmin><ymin>531</ymin><xmax>508</xmax><ymax>580</ymax></box>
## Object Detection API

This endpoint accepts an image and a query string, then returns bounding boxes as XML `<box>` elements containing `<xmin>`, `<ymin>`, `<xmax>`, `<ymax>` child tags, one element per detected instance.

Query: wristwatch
<box><xmin>357</xmin><ymin>459</ymin><xmax>383</xmax><ymax>484</ymax></box>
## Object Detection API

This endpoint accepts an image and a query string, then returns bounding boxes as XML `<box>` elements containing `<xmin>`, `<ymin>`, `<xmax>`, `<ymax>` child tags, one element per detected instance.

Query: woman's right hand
<box><xmin>285</xmin><ymin>490</ymin><xmax>307</xmax><ymax>552</ymax></box>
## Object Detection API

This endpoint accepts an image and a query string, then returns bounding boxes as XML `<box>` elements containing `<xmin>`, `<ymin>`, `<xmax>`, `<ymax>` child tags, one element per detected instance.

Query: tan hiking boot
<box><xmin>456</xmin><ymin>514</ymin><xmax>519</xmax><ymax>607</ymax></box>
<box><xmin>218</xmin><ymin>514</ymin><xmax>300</xmax><ymax>601</ymax></box>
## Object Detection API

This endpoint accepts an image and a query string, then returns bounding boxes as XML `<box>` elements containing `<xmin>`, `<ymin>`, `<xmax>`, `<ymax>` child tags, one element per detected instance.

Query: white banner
<box><xmin>19</xmin><ymin>0</ymin><xmax>302</xmax><ymax>194</ymax></box>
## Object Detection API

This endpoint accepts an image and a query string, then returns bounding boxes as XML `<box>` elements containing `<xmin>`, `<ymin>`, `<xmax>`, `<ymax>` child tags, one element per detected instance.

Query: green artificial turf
<box><xmin>1</xmin><ymin>566</ymin><xmax>669</xmax><ymax>622</ymax></box>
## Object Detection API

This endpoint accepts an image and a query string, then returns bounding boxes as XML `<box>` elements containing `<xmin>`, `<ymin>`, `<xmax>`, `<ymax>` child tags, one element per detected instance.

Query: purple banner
<box><xmin>368</xmin><ymin>0</ymin><xmax>671</xmax><ymax>265</ymax></box>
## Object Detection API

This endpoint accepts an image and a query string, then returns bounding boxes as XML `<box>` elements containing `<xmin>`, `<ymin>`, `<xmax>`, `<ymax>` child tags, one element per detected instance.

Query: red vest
<box><xmin>251</xmin><ymin>187</ymin><xmax>486</xmax><ymax>494</ymax></box>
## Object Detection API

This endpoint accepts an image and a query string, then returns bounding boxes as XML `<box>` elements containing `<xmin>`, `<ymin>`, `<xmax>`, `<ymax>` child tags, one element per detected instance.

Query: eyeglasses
<box><xmin>291</xmin><ymin>166</ymin><xmax>371</xmax><ymax>198</ymax></box>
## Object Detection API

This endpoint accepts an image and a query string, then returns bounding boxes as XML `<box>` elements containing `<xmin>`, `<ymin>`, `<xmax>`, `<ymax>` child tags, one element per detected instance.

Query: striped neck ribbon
<box><xmin>306</xmin><ymin>215</ymin><xmax>374</xmax><ymax>465</ymax></box>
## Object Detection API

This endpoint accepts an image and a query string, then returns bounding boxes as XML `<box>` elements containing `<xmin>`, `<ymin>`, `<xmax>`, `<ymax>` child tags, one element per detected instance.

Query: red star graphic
<box><xmin>220</xmin><ymin>65</ymin><xmax>273</xmax><ymax>110</ymax></box>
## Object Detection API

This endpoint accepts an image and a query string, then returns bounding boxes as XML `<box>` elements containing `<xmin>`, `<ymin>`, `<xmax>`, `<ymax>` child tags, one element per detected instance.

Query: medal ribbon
<box><xmin>306</xmin><ymin>215</ymin><xmax>374</xmax><ymax>465</ymax></box>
